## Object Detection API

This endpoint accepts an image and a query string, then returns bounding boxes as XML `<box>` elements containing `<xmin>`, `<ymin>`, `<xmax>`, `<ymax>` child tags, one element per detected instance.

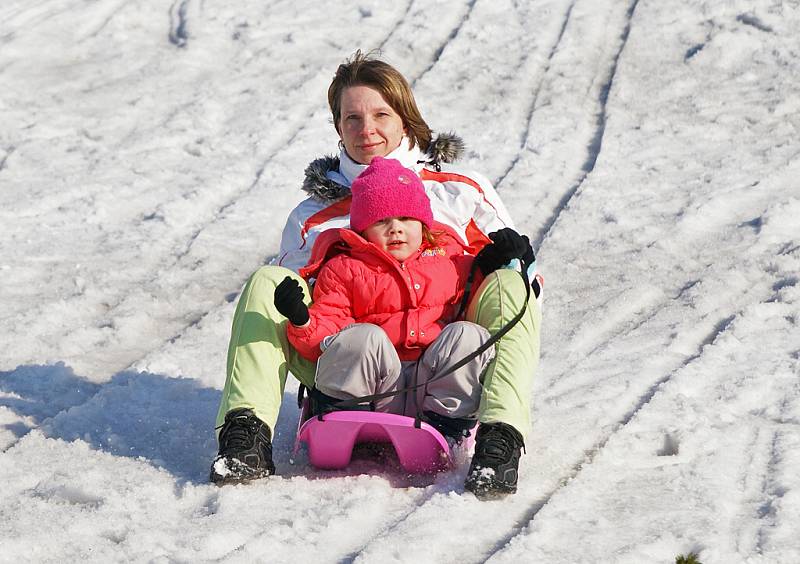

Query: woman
<box><xmin>211</xmin><ymin>51</ymin><xmax>542</xmax><ymax>499</ymax></box>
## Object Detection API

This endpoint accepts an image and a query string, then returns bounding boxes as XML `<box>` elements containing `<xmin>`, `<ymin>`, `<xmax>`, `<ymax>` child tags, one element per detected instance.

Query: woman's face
<box><xmin>338</xmin><ymin>85</ymin><xmax>406</xmax><ymax>164</ymax></box>
<box><xmin>362</xmin><ymin>217</ymin><xmax>423</xmax><ymax>262</ymax></box>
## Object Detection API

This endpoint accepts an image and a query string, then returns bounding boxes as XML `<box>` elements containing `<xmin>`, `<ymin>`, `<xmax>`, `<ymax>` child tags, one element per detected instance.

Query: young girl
<box><xmin>273</xmin><ymin>156</ymin><xmax>496</xmax><ymax>440</ymax></box>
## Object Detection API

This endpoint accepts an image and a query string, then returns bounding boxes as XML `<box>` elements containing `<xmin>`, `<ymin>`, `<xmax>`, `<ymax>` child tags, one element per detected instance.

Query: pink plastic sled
<box><xmin>294</xmin><ymin>401</ymin><xmax>471</xmax><ymax>473</ymax></box>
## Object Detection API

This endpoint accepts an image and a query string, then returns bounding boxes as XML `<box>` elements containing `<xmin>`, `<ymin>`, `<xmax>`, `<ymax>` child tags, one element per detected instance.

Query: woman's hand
<box><xmin>474</xmin><ymin>228</ymin><xmax>535</xmax><ymax>276</ymax></box>
<box><xmin>274</xmin><ymin>277</ymin><xmax>310</xmax><ymax>326</ymax></box>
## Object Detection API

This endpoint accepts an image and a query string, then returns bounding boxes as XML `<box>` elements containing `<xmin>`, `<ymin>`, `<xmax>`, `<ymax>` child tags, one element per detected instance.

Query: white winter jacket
<box><xmin>276</xmin><ymin>134</ymin><xmax>516</xmax><ymax>273</ymax></box>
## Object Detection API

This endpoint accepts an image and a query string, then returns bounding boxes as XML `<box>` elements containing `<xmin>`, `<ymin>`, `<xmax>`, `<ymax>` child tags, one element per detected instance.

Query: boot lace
<box><xmin>475</xmin><ymin>424</ymin><xmax>521</xmax><ymax>464</ymax></box>
<box><xmin>220</xmin><ymin>414</ymin><xmax>259</xmax><ymax>451</ymax></box>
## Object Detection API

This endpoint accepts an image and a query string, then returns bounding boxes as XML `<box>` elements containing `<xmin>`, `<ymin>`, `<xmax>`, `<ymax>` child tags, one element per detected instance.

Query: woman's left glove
<box><xmin>274</xmin><ymin>276</ymin><xmax>310</xmax><ymax>326</ymax></box>
<box><xmin>474</xmin><ymin>228</ymin><xmax>535</xmax><ymax>276</ymax></box>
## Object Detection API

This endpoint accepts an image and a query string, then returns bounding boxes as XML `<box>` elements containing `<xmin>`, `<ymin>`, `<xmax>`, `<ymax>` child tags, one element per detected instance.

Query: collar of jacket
<box><xmin>301</xmin><ymin>132</ymin><xmax>466</xmax><ymax>203</ymax></box>
<box><xmin>299</xmin><ymin>221</ymin><xmax>466</xmax><ymax>280</ymax></box>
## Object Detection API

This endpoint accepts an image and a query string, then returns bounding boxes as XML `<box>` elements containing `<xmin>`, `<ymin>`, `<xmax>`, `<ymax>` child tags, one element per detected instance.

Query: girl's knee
<box><xmin>429</xmin><ymin>322</ymin><xmax>493</xmax><ymax>363</ymax></box>
<box><xmin>440</xmin><ymin>321</ymin><xmax>490</xmax><ymax>341</ymax></box>
<box><xmin>327</xmin><ymin>323</ymin><xmax>391</xmax><ymax>350</ymax></box>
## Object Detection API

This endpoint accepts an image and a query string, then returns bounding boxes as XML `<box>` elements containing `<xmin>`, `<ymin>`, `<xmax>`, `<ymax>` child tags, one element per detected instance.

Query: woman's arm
<box><xmin>422</xmin><ymin>167</ymin><xmax>515</xmax><ymax>247</ymax></box>
<box><xmin>276</xmin><ymin>198</ymin><xmax>352</xmax><ymax>273</ymax></box>
<box><xmin>466</xmin><ymin>168</ymin><xmax>516</xmax><ymax>233</ymax></box>
<box><xmin>275</xmin><ymin>202</ymin><xmax>315</xmax><ymax>273</ymax></box>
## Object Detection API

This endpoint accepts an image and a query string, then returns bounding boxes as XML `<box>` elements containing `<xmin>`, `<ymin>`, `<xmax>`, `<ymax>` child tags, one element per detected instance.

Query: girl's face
<box><xmin>362</xmin><ymin>217</ymin><xmax>423</xmax><ymax>262</ymax></box>
<box><xmin>337</xmin><ymin>85</ymin><xmax>406</xmax><ymax>164</ymax></box>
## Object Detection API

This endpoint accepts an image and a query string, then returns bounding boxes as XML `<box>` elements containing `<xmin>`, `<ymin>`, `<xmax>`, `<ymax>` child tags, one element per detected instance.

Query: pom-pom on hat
<box><xmin>349</xmin><ymin>156</ymin><xmax>434</xmax><ymax>232</ymax></box>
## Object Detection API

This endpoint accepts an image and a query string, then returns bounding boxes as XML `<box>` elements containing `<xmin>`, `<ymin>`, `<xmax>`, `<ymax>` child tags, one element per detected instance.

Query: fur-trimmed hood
<box><xmin>301</xmin><ymin>132</ymin><xmax>465</xmax><ymax>203</ymax></box>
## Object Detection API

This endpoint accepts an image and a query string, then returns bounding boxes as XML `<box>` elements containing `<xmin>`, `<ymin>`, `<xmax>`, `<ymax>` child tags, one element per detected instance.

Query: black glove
<box><xmin>474</xmin><ymin>228</ymin><xmax>535</xmax><ymax>276</ymax></box>
<box><xmin>520</xmin><ymin>234</ymin><xmax>535</xmax><ymax>268</ymax></box>
<box><xmin>274</xmin><ymin>277</ymin><xmax>310</xmax><ymax>326</ymax></box>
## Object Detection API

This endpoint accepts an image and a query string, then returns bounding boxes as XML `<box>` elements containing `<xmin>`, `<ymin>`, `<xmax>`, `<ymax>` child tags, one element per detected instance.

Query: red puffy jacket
<box><xmin>288</xmin><ymin>223</ymin><xmax>483</xmax><ymax>361</ymax></box>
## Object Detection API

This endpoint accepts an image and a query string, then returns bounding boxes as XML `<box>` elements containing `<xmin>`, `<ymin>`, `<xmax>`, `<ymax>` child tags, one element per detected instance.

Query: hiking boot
<box><xmin>464</xmin><ymin>422</ymin><xmax>524</xmax><ymax>499</ymax></box>
<box><xmin>210</xmin><ymin>408</ymin><xmax>275</xmax><ymax>485</ymax></box>
<box><xmin>422</xmin><ymin>410</ymin><xmax>477</xmax><ymax>447</ymax></box>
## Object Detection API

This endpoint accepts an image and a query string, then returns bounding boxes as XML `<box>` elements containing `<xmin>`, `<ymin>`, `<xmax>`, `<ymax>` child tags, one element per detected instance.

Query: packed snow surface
<box><xmin>1</xmin><ymin>0</ymin><xmax>799</xmax><ymax>562</ymax></box>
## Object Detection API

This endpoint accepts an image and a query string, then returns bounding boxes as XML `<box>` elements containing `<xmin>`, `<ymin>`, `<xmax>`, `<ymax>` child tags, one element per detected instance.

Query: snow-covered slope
<box><xmin>1</xmin><ymin>1</ymin><xmax>798</xmax><ymax>562</ymax></box>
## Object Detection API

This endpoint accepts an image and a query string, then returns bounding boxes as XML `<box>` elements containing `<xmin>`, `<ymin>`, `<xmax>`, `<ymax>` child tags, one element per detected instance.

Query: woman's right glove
<box><xmin>474</xmin><ymin>228</ymin><xmax>535</xmax><ymax>276</ymax></box>
<box><xmin>274</xmin><ymin>276</ymin><xmax>310</xmax><ymax>326</ymax></box>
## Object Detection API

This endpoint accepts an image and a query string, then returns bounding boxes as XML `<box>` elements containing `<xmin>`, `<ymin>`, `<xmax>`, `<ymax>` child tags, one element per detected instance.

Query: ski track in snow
<box><xmin>744</xmin><ymin>426</ymin><xmax>777</xmax><ymax>558</ymax></box>
<box><xmin>493</xmin><ymin>0</ymin><xmax>576</xmax><ymax>189</ymax></box>
<box><xmin>75</xmin><ymin>0</ymin><xmax>128</xmax><ymax>43</ymax></box>
<box><xmin>2</xmin><ymin>0</ymin><xmax>75</xmax><ymax>35</ymax></box>
<box><xmin>532</xmin><ymin>0</ymin><xmax>639</xmax><ymax>250</ymax></box>
<box><xmin>1</xmin><ymin>0</ymin><xmax>628</xmax><ymax>542</ymax></box>
<box><xmin>484</xmin><ymin>312</ymin><xmax>742</xmax><ymax>561</ymax></box>
<box><xmin>374</xmin><ymin>0</ymin><xmax>413</xmax><ymax>53</ymax></box>
<box><xmin>168</xmin><ymin>0</ymin><xmax>191</xmax><ymax>48</ymax></box>
<box><xmin>410</xmin><ymin>0</ymin><xmax>478</xmax><ymax>88</ymax></box>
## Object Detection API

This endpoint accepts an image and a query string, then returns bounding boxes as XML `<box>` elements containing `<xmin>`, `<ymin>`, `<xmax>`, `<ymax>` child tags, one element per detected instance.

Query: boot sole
<box><xmin>464</xmin><ymin>479</ymin><xmax>517</xmax><ymax>500</ymax></box>
<box><xmin>210</xmin><ymin>456</ymin><xmax>274</xmax><ymax>486</ymax></box>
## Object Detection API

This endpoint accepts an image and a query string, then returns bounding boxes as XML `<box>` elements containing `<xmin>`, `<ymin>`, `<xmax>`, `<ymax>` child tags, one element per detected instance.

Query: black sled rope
<box><xmin>299</xmin><ymin>262</ymin><xmax>535</xmax><ymax>417</ymax></box>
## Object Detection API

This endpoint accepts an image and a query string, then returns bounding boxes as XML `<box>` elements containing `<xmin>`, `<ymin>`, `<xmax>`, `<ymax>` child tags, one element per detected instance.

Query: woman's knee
<box><xmin>468</xmin><ymin>269</ymin><xmax>535</xmax><ymax>325</ymax></box>
<box><xmin>478</xmin><ymin>269</ymin><xmax>528</xmax><ymax>300</ymax></box>
<box><xmin>246</xmin><ymin>266</ymin><xmax>310</xmax><ymax>307</ymax></box>
<box><xmin>250</xmin><ymin>265</ymin><xmax>300</xmax><ymax>287</ymax></box>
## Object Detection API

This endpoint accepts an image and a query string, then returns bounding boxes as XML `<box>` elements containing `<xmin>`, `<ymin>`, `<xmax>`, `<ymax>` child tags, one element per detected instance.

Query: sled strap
<box><xmin>331</xmin><ymin>266</ymin><xmax>532</xmax><ymax>410</ymax></box>
<box><xmin>305</xmin><ymin>386</ymin><xmax>375</xmax><ymax>420</ymax></box>
<box><xmin>454</xmin><ymin>265</ymin><xmax>476</xmax><ymax>321</ymax></box>
<box><xmin>413</xmin><ymin>361</ymin><xmax>425</xmax><ymax>428</ymax></box>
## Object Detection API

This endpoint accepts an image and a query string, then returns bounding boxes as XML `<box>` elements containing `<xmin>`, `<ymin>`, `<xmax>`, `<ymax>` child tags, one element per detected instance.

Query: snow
<box><xmin>1</xmin><ymin>0</ymin><xmax>799</xmax><ymax>562</ymax></box>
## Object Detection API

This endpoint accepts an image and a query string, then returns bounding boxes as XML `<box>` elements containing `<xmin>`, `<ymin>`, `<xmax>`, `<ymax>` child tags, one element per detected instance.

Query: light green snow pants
<box><xmin>216</xmin><ymin>265</ymin><xmax>541</xmax><ymax>439</ymax></box>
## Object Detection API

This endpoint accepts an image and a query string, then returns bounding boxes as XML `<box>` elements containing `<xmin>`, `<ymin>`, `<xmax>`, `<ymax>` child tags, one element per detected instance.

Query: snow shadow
<box><xmin>0</xmin><ymin>363</ymin><xmax>101</xmax><ymax>440</ymax></box>
<box><xmin>1</xmin><ymin>364</ymin><xmax>447</xmax><ymax>487</ymax></box>
<box><xmin>0</xmin><ymin>363</ymin><xmax>220</xmax><ymax>483</ymax></box>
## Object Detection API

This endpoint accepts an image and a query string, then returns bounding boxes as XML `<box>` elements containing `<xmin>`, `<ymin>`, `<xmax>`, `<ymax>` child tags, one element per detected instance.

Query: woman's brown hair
<box><xmin>328</xmin><ymin>50</ymin><xmax>432</xmax><ymax>152</ymax></box>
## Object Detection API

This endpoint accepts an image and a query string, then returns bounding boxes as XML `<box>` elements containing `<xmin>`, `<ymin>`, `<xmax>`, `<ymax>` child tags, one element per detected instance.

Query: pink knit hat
<box><xmin>349</xmin><ymin>157</ymin><xmax>434</xmax><ymax>232</ymax></box>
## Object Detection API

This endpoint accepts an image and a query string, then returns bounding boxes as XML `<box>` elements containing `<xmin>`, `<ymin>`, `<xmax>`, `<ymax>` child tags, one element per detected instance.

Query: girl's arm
<box><xmin>286</xmin><ymin>258</ymin><xmax>356</xmax><ymax>361</ymax></box>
